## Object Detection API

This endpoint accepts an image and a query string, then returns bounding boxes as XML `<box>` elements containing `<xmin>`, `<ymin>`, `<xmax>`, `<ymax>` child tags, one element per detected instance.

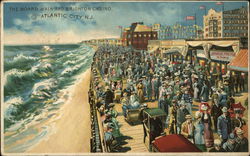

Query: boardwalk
<box><xmin>114</xmin><ymin>104</ymin><xmax>148</xmax><ymax>153</ymax></box>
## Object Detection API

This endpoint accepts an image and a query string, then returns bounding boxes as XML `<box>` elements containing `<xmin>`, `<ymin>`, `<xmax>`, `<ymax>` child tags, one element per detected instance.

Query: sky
<box><xmin>3</xmin><ymin>1</ymin><xmax>248</xmax><ymax>45</ymax></box>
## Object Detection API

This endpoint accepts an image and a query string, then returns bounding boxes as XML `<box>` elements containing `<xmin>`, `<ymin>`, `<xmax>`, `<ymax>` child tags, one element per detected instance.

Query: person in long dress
<box><xmin>201</xmin><ymin>105</ymin><xmax>214</xmax><ymax>148</ymax></box>
<box><xmin>193</xmin><ymin>79</ymin><xmax>200</xmax><ymax>102</ymax></box>
<box><xmin>194</xmin><ymin>111</ymin><xmax>206</xmax><ymax>151</ymax></box>
<box><xmin>136</xmin><ymin>81</ymin><xmax>144</xmax><ymax>103</ymax></box>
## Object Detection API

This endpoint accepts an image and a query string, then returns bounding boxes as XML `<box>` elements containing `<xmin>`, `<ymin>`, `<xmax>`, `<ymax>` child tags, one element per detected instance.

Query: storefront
<box><xmin>162</xmin><ymin>49</ymin><xmax>183</xmax><ymax>63</ymax></box>
<box><xmin>210</xmin><ymin>50</ymin><xmax>236</xmax><ymax>74</ymax></box>
<box><xmin>228</xmin><ymin>49</ymin><xmax>248</xmax><ymax>91</ymax></box>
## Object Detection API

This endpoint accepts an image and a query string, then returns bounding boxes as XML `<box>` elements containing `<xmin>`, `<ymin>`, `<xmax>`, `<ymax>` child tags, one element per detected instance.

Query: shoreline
<box><xmin>24</xmin><ymin>68</ymin><xmax>92</xmax><ymax>153</ymax></box>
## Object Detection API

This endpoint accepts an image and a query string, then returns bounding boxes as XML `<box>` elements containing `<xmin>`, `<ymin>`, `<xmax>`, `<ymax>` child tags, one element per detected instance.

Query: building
<box><xmin>124</xmin><ymin>22</ymin><xmax>158</xmax><ymax>50</ymax></box>
<box><xmin>122</xmin><ymin>27</ymin><xmax>130</xmax><ymax>46</ymax></box>
<box><xmin>82</xmin><ymin>38</ymin><xmax>122</xmax><ymax>46</ymax></box>
<box><xmin>152</xmin><ymin>24</ymin><xmax>173</xmax><ymax>40</ymax></box>
<box><xmin>153</xmin><ymin>23</ymin><xmax>202</xmax><ymax>40</ymax></box>
<box><xmin>204</xmin><ymin>7</ymin><xmax>248</xmax><ymax>39</ymax></box>
<box><xmin>203</xmin><ymin>8</ymin><xmax>223</xmax><ymax>38</ymax></box>
<box><xmin>148</xmin><ymin>39</ymin><xmax>186</xmax><ymax>59</ymax></box>
<box><xmin>223</xmin><ymin>7</ymin><xmax>248</xmax><ymax>38</ymax></box>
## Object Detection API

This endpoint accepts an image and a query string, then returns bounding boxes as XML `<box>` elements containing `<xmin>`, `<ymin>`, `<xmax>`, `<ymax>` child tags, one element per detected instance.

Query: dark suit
<box><xmin>217</xmin><ymin>115</ymin><xmax>232</xmax><ymax>142</ymax></box>
<box><xmin>211</xmin><ymin>104</ymin><xmax>222</xmax><ymax>131</ymax></box>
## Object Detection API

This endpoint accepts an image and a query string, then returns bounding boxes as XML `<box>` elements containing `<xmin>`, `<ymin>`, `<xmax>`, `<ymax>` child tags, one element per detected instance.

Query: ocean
<box><xmin>3</xmin><ymin>44</ymin><xmax>95</xmax><ymax>152</ymax></box>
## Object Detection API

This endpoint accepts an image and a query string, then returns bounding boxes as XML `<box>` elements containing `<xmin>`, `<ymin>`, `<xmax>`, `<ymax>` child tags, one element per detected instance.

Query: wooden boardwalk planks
<box><xmin>115</xmin><ymin>104</ymin><xmax>148</xmax><ymax>153</ymax></box>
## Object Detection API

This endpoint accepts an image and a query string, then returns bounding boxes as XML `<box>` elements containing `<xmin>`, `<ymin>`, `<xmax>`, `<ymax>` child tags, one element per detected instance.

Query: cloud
<box><xmin>2</xmin><ymin>2</ymin><xmax>211</xmax><ymax>44</ymax></box>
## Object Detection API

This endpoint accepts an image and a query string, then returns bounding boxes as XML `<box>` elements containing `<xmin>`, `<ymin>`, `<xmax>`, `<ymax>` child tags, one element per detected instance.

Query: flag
<box><xmin>199</xmin><ymin>5</ymin><xmax>205</xmax><ymax>9</ymax></box>
<box><xmin>216</xmin><ymin>2</ymin><xmax>223</xmax><ymax>5</ymax></box>
<box><xmin>185</xmin><ymin>16</ymin><xmax>195</xmax><ymax>20</ymax></box>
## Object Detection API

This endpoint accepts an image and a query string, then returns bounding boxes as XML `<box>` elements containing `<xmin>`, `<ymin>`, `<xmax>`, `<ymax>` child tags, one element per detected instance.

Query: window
<box><xmin>139</xmin><ymin>34</ymin><xmax>142</xmax><ymax>37</ymax></box>
<box><xmin>148</xmin><ymin>34</ymin><xmax>151</xmax><ymax>37</ymax></box>
<box><xmin>134</xmin><ymin>34</ymin><xmax>137</xmax><ymax>37</ymax></box>
<box><xmin>153</xmin><ymin>34</ymin><xmax>156</xmax><ymax>37</ymax></box>
<box><xmin>144</xmin><ymin>34</ymin><xmax>147</xmax><ymax>37</ymax></box>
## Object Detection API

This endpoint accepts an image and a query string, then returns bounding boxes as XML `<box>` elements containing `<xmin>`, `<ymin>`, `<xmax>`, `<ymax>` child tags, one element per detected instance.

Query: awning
<box><xmin>228</xmin><ymin>49</ymin><xmax>248</xmax><ymax>72</ymax></box>
<box><xmin>162</xmin><ymin>49</ymin><xmax>180</xmax><ymax>55</ymax></box>
<box><xmin>162</xmin><ymin>46</ymin><xmax>189</xmax><ymax>56</ymax></box>
<box><xmin>148</xmin><ymin>46</ymin><xmax>159</xmax><ymax>53</ymax></box>
<box><xmin>152</xmin><ymin>134</ymin><xmax>201</xmax><ymax>152</ymax></box>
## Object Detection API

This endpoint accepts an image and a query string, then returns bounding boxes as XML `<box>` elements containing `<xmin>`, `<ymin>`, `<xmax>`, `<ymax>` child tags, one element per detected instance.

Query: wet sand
<box><xmin>27</xmin><ymin>68</ymin><xmax>91</xmax><ymax>153</ymax></box>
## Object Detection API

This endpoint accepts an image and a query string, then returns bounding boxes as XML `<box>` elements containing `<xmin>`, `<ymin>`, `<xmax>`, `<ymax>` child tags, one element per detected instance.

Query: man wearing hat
<box><xmin>172</xmin><ymin>90</ymin><xmax>182</xmax><ymax>102</ymax></box>
<box><xmin>152</xmin><ymin>75</ymin><xmax>160</xmax><ymax>100</ymax></box>
<box><xmin>145</xmin><ymin>76</ymin><xmax>152</xmax><ymax>102</ymax></box>
<box><xmin>108</xmin><ymin>103</ymin><xmax>118</xmax><ymax>118</ymax></box>
<box><xmin>217</xmin><ymin>107</ymin><xmax>232</xmax><ymax>144</ymax></box>
<box><xmin>104</xmin><ymin>123</ymin><xmax>120</xmax><ymax>152</ymax></box>
<box><xmin>168</xmin><ymin>100</ymin><xmax>178</xmax><ymax>134</ymax></box>
<box><xmin>200</xmin><ymin>82</ymin><xmax>209</xmax><ymax>102</ymax></box>
<box><xmin>222</xmin><ymin>133</ymin><xmax>237</xmax><ymax>152</ymax></box>
<box><xmin>235</xmin><ymin>129</ymin><xmax>248</xmax><ymax>152</ymax></box>
<box><xmin>181</xmin><ymin>90</ymin><xmax>193</xmax><ymax>114</ymax></box>
<box><xmin>158</xmin><ymin>92</ymin><xmax>171</xmax><ymax>121</ymax></box>
<box><xmin>177</xmin><ymin>103</ymin><xmax>190</xmax><ymax>134</ymax></box>
<box><xmin>181</xmin><ymin>114</ymin><xmax>195</xmax><ymax>143</ymax></box>
<box><xmin>104</xmin><ymin>86</ymin><xmax>114</xmax><ymax>109</ymax></box>
<box><xmin>218</xmin><ymin>87</ymin><xmax>228</xmax><ymax>108</ymax></box>
<box><xmin>211</xmin><ymin>94</ymin><xmax>222</xmax><ymax>132</ymax></box>
<box><xmin>209</xmin><ymin>139</ymin><xmax>225</xmax><ymax>152</ymax></box>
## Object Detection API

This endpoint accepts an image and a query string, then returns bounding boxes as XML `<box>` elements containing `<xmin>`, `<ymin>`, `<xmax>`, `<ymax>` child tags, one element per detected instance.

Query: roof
<box><xmin>144</xmin><ymin>108</ymin><xmax>166</xmax><ymax>118</ymax></box>
<box><xmin>228</xmin><ymin>49</ymin><xmax>248</xmax><ymax>72</ymax></box>
<box><xmin>152</xmin><ymin>134</ymin><xmax>201</xmax><ymax>152</ymax></box>
<box><xmin>134</xmin><ymin>24</ymin><xmax>152</xmax><ymax>32</ymax></box>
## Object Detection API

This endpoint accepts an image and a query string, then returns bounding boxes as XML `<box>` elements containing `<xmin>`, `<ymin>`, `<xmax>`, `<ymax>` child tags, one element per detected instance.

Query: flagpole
<box><xmin>194</xmin><ymin>13</ymin><xmax>197</xmax><ymax>39</ymax></box>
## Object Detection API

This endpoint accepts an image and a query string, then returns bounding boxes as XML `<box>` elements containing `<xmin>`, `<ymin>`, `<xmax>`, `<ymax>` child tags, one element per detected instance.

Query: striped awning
<box><xmin>228</xmin><ymin>49</ymin><xmax>248</xmax><ymax>72</ymax></box>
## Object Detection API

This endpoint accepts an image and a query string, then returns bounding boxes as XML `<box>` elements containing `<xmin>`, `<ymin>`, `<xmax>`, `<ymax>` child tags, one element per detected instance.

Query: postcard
<box><xmin>1</xmin><ymin>0</ymin><xmax>249</xmax><ymax>155</ymax></box>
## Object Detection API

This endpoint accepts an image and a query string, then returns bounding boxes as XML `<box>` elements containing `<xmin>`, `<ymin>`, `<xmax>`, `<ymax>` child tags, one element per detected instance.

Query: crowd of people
<box><xmin>89</xmin><ymin>44</ymin><xmax>248</xmax><ymax>152</ymax></box>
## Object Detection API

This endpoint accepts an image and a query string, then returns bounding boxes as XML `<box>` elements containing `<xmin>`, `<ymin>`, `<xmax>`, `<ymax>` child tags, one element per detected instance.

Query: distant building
<box><xmin>124</xmin><ymin>22</ymin><xmax>158</xmax><ymax>50</ymax></box>
<box><xmin>83</xmin><ymin>38</ymin><xmax>122</xmax><ymax>46</ymax></box>
<box><xmin>122</xmin><ymin>27</ymin><xmax>130</xmax><ymax>46</ymax></box>
<box><xmin>153</xmin><ymin>23</ymin><xmax>202</xmax><ymax>40</ymax></box>
<box><xmin>203</xmin><ymin>8</ymin><xmax>223</xmax><ymax>38</ymax></box>
<box><xmin>223</xmin><ymin>7</ymin><xmax>248</xmax><ymax>38</ymax></box>
<box><xmin>204</xmin><ymin>7</ymin><xmax>248</xmax><ymax>39</ymax></box>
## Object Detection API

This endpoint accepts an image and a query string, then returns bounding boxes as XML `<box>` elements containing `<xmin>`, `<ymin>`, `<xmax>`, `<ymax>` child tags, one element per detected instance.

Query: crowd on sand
<box><xmin>89</xmin><ymin>44</ymin><xmax>248</xmax><ymax>152</ymax></box>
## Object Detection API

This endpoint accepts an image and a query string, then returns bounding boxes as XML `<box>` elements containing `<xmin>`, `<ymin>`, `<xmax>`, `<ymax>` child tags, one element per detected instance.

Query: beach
<box><xmin>27</xmin><ymin>68</ymin><xmax>91</xmax><ymax>153</ymax></box>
